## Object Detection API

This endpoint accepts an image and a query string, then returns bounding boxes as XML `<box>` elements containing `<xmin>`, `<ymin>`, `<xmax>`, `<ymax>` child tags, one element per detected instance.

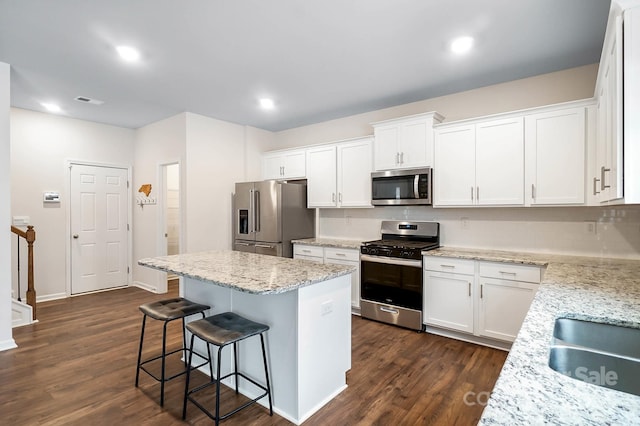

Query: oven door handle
<box><xmin>360</xmin><ymin>254</ymin><xmax>422</xmax><ymax>268</ymax></box>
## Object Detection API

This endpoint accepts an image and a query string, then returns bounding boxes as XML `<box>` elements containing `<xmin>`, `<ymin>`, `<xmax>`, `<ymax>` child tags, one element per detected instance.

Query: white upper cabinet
<box><xmin>337</xmin><ymin>138</ymin><xmax>373</xmax><ymax>207</ymax></box>
<box><xmin>434</xmin><ymin>117</ymin><xmax>524</xmax><ymax>207</ymax></box>
<box><xmin>592</xmin><ymin>3</ymin><xmax>640</xmax><ymax>205</ymax></box>
<box><xmin>476</xmin><ymin>117</ymin><xmax>524</xmax><ymax>205</ymax></box>
<box><xmin>434</xmin><ymin>124</ymin><xmax>476</xmax><ymax>206</ymax></box>
<box><xmin>262</xmin><ymin>148</ymin><xmax>306</xmax><ymax>180</ymax></box>
<box><xmin>525</xmin><ymin>106</ymin><xmax>586</xmax><ymax>206</ymax></box>
<box><xmin>306</xmin><ymin>145</ymin><xmax>337</xmax><ymax>207</ymax></box>
<box><xmin>372</xmin><ymin>112</ymin><xmax>444</xmax><ymax>171</ymax></box>
<box><xmin>306</xmin><ymin>137</ymin><xmax>373</xmax><ymax>208</ymax></box>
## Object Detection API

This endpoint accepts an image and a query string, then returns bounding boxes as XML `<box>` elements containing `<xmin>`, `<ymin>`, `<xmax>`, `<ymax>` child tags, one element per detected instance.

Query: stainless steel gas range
<box><xmin>360</xmin><ymin>220</ymin><xmax>440</xmax><ymax>331</ymax></box>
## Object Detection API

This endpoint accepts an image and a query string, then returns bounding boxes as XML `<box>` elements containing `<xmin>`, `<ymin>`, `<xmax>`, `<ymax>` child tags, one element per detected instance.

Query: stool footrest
<box><xmin>139</xmin><ymin>348</ymin><xmax>209</xmax><ymax>382</ymax></box>
<box><xmin>186</xmin><ymin>372</ymin><xmax>269</xmax><ymax>422</ymax></box>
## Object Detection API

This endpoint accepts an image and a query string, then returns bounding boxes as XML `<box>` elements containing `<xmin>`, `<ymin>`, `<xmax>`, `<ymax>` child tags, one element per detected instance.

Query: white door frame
<box><xmin>65</xmin><ymin>159</ymin><xmax>133</xmax><ymax>297</ymax></box>
<box><xmin>155</xmin><ymin>159</ymin><xmax>185</xmax><ymax>294</ymax></box>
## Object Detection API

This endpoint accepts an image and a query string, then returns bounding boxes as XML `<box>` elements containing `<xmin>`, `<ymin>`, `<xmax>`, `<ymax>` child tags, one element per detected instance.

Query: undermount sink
<box><xmin>548</xmin><ymin>317</ymin><xmax>640</xmax><ymax>397</ymax></box>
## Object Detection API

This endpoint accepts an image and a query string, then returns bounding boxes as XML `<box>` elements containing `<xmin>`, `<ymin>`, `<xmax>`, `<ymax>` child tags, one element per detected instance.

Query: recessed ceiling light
<box><xmin>41</xmin><ymin>102</ymin><xmax>61</xmax><ymax>113</ymax></box>
<box><xmin>450</xmin><ymin>36</ymin><xmax>474</xmax><ymax>55</ymax></box>
<box><xmin>259</xmin><ymin>98</ymin><xmax>275</xmax><ymax>110</ymax></box>
<box><xmin>116</xmin><ymin>45</ymin><xmax>140</xmax><ymax>62</ymax></box>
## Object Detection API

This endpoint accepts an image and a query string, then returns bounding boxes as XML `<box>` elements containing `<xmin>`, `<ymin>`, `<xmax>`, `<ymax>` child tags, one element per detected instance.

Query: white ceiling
<box><xmin>0</xmin><ymin>0</ymin><xmax>610</xmax><ymax>132</ymax></box>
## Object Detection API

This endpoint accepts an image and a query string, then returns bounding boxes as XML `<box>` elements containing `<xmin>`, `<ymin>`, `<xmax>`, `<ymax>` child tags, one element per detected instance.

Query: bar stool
<box><xmin>182</xmin><ymin>312</ymin><xmax>273</xmax><ymax>424</ymax></box>
<box><xmin>135</xmin><ymin>297</ymin><xmax>211</xmax><ymax>406</ymax></box>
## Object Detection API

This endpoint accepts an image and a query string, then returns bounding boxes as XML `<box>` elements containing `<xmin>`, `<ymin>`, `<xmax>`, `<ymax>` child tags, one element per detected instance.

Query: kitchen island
<box><xmin>138</xmin><ymin>250</ymin><xmax>355</xmax><ymax>425</ymax></box>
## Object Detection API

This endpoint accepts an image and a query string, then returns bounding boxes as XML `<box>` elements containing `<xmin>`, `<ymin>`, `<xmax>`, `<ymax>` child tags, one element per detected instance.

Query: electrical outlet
<box><xmin>461</xmin><ymin>217</ymin><xmax>469</xmax><ymax>229</ymax></box>
<box><xmin>321</xmin><ymin>300</ymin><xmax>333</xmax><ymax>316</ymax></box>
<box><xmin>585</xmin><ymin>221</ymin><xmax>597</xmax><ymax>234</ymax></box>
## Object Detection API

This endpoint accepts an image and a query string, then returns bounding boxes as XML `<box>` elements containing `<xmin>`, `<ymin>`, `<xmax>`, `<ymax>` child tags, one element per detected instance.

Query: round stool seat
<box><xmin>186</xmin><ymin>312</ymin><xmax>269</xmax><ymax>347</ymax></box>
<box><xmin>139</xmin><ymin>297</ymin><xmax>210</xmax><ymax>321</ymax></box>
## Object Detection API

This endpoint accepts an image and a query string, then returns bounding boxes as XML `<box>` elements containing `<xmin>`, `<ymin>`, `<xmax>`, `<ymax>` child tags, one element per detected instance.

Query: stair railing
<box><xmin>10</xmin><ymin>225</ymin><xmax>36</xmax><ymax>320</ymax></box>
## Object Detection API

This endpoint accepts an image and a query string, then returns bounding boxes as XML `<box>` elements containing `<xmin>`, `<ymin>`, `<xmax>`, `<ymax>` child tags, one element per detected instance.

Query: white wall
<box><xmin>10</xmin><ymin>108</ymin><xmax>135</xmax><ymax>300</ymax></box>
<box><xmin>274</xmin><ymin>64</ymin><xmax>598</xmax><ymax>149</ymax></box>
<box><xmin>319</xmin><ymin>206</ymin><xmax>640</xmax><ymax>259</ymax></box>
<box><xmin>0</xmin><ymin>62</ymin><xmax>15</xmax><ymax>351</ymax></box>
<box><xmin>131</xmin><ymin>114</ymin><xmax>271</xmax><ymax>291</ymax></box>
<box><xmin>184</xmin><ymin>113</ymin><xmax>247</xmax><ymax>252</ymax></box>
<box><xmin>132</xmin><ymin>113</ymin><xmax>187</xmax><ymax>293</ymax></box>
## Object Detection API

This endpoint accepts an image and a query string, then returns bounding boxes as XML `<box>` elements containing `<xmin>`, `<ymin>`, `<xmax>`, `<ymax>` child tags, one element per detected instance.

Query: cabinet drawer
<box><xmin>293</xmin><ymin>244</ymin><xmax>324</xmax><ymax>258</ymax></box>
<box><xmin>424</xmin><ymin>257</ymin><xmax>475</xmax><ymax>275</ymax></box>
<box><xmin>295</xmin><ymin>254</ymin><xmax>324</xmax><ymax>263</ymax></box>
<box><xmin>324</xmin><ymin>247</ymin><xmax>359</xmax><ymax>262</ymax></box>
<box><xmin>479</xmin><ymin>262</ymin><xmax>541</xmax><ymax>284</ymax></box>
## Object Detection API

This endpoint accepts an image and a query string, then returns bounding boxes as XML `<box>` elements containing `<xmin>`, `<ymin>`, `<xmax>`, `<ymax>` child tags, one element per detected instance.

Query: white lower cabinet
<box><xmin>294</xmin><ymin>244</ymin><xmax>360</xmax><ymax>310</ymax></box>
<box><xmin>424</xmin><ymin>256</ymin><xmax>541</xmax><ymax>345</ymax></box>
<box><xmin>424</xmin><ymin>269</ymin><xmax>474</xmax><ymax>333</ymax></box>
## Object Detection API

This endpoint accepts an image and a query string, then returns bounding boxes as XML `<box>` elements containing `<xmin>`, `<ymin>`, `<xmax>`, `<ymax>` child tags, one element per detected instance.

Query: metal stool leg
<box><xmin>215</xmin><ymin>345</ymin><xmax>223</xmax><ymax>426</ymax></box>
<box><xmin>135</xmin><ymin>314</ymin><xmax>147</xmax><ymax>387</ymax></box>
<box><xmin>160</xmin><ymin>319</ymin><xmax>169</xmax><ymax>406</ymax></box>
<box><xmin>233</xmin><ymin>342</ymin><xmax>239</xmax><ymax>394</ymax></box>
<box><xmin>260</xmin><ymin>333</ymin><xmax>273</xmax><ymax>416</ymax></box>
<box><xmin>182</xmin><ymin>333</ymin><xmax>196</xmax><ymax>420</ymax></box>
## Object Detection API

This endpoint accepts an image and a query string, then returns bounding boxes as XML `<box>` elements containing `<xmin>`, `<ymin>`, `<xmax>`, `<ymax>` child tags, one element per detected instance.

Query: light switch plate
<box><xmin>12</xmin><ymin>216</ymin><xmax>30</xmax><ymax>226</ymax></box>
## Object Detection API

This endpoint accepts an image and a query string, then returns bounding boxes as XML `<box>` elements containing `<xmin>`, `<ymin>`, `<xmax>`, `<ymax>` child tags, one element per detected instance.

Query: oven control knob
<box><xmin>369</xmin><ymin>248</ymin><xmax>378</xmax><ymax>255</ymax></box>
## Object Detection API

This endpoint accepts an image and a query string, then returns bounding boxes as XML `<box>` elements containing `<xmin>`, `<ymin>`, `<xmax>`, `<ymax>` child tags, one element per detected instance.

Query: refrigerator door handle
<box><xmin>249</xmin><ymin>189</ymin><xmax>254</xmax><ymax>233</ymax></box>
<box><xmin>254</xmin><ymin>190</ymin><xmax>260</xmax><ymax>232</ymax></box>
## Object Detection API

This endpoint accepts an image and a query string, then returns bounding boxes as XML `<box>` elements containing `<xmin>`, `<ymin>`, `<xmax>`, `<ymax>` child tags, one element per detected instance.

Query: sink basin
<box><xmin>553</xmin><ymin>317</ymin><xmax>640</xmax><ymax>357</ymax></box>
<box><xmin>548</xmin><ymin>318</ymin><xmax>640</xmax><ymax>396</ymax></box>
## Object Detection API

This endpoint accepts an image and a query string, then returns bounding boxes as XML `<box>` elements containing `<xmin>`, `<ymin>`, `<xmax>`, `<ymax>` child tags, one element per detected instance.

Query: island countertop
<box><xmin>138</xmin><ymin>250</ymin><xmax>355</xmax><ymax>295</ymax></box>
<box><xmin>423</xmin><ymin>247</ymin><xmax>640</xmax><ymax>424</ymax></box>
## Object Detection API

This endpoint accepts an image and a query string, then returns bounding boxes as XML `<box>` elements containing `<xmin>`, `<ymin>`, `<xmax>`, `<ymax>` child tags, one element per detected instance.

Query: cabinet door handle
<box><xmin>332</xmin><ymin>193</ymin><xmax>336</xmax><ymax>203</ymax></box>
<box><xmin>335</xmin><ymin>253</ymin><xmax>346</xmax><ymax>257</ymax></box>
<box><xmin>395</xmin><ymin>152</ymin><xmax>400</xmax><ymax>165</ymax></box>
<box><xmin>480</xmin><ymin>284</ymin><xmax>483</xmax><ymax>299</ymax></box>
<box><xmin>476</xmin><ymin>186</ymin><xmax>479</xmax><ymax>203</ymax></box>
<box><xmin>499</xmin><ymin>271</ymin><xmax>517</xmax><ymax>276</ymax></box>
<box><xmin>601</xmin><ymin>166</ymin><xmax>611</xmax><ymax>190</ymax></box>
<box><xmin>593</xmin><ymin>177</ymin><xmax>601</xmax><ymax>195</ymax></box>
<box><xmin>531</xmin><ymin>184</ymin><xmax>535</xmax><ymax>199</ymax></box>
<box><xmin>400</xmin><ymin>152</ymin><xmax>404</xmax><ymax>164</ymax></box>
<box><xmin>338</xmin><ymin>192</ymin><xmax>342</xmax><ymax>202</ymax></box>
<box><xmin>468</xmin><ymin>282</ymin><xmax>471</xmax><ymax>297</ymax></box>
<box><xmin>302</xmin><ymin>249</ymin><xmax>311</xmax><ymax>253</ymax></box>
<box><xmin>471</xmin><ymin>186</ymin><xmax>474</xmax><ymax>201</ymax></box>
<box><xmin>440</xmin><ymin>264</ymin><xmax>455</xmax><ymax>269</ymax></box>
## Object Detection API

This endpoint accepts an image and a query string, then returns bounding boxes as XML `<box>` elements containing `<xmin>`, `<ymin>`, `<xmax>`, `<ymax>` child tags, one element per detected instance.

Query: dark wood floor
<box><xmin>1</xmin><ymin>284</ymin><xmax>507</xmax><ymax>425</ymax></box>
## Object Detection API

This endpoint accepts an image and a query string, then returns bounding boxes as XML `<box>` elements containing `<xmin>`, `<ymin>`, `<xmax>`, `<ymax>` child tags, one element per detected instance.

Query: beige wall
<box><xmin>132</xmin><ymin>113</ymin><xmax>187</xmax><ymax>293</ymax></box>
<box><xmin>273</xmin><ymin>63</ymin><xmax>598</xmax><ymax>149</ymax></box>
<box><xmin>0</xmin><ymin>62</ymin><xmax>13</xmax><ymax>350</ymax></box>
<box><xmin>184</xmin><ymin>113</ymin><xmax>247</xmax><ymax>253</ymax></box>
<box><xmin>10</xmin><ymin>108</ymin><xmax>135</xmax><ymax>300</ymax></box>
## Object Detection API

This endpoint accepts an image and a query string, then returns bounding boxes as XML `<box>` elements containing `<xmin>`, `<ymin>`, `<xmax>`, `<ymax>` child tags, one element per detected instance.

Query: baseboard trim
<box><xmin>132</xmin><ymin>281</ymin><xmax>158</xmax><ymax>293</ymax></box>
<box><xmin>423</xmin><ymin>326</ymin><xmax>512</xmax><ymax>351</ymax></box>
<box><xmin>0</xmin><ymin>338</ymin><xmax>18</xmax><ymax>352</ymax></box>
<box><xmin>36</xmin><ymin>293</ymin><xmax>67</xmax><ymax>303</ymax></box>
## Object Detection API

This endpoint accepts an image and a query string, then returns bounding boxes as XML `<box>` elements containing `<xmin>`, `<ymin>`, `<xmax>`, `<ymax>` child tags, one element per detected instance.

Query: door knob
<box><xmin>73</xmin><ymin>234</ymin><xmax>79</xmax><ymax>239</ymax></box>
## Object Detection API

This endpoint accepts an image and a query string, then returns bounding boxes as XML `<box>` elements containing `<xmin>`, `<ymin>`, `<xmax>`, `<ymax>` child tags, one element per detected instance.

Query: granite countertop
<box><xmin>138</xmin><ymin>250</ymin><xmax>355</xmax><ymax>295</ymax></box>
<box><xmin>425</xmin><ymin>247</ymin><xmax>640</xmax><ymax>424</ymax></box>
<box><xmin>292</xmin><ymin>237</ymin><xmax>363</xmax><ymax>250</ymax></box>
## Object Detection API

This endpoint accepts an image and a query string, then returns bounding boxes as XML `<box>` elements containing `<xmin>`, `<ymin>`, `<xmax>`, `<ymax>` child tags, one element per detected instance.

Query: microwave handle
<box><xmin>414</xmin><ymin>174</ymin><xmax>420</xmax><ymax>199</ymax></box>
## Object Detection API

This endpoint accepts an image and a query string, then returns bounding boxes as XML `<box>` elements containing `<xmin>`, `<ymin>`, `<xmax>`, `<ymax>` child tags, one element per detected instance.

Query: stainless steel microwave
<box><xmin>371</xmin><ymin>167</ymin><xmax>432</xmax><ymax>205</ymax></box>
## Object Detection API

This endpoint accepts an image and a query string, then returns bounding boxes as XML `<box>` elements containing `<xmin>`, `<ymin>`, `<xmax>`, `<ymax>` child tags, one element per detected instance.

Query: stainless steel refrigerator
<box><xmin>233</xmin><ymin>180</ymin><xmax>315</xmax><ymax>257</ymax></box>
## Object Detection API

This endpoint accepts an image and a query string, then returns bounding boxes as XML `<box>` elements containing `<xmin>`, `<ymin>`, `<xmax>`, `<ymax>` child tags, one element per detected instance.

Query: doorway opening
<box><xmin>162</xmin><ymin>163</ymin><xmax>180</xmax><ymax>291</ymax></box>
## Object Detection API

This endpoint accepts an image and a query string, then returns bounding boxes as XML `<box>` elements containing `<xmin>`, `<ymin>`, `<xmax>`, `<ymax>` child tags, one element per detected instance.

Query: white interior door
<box><xmin>70</xmin><ymin>164</ymin><xmax>128</xmax><ymax>295</ymax></box>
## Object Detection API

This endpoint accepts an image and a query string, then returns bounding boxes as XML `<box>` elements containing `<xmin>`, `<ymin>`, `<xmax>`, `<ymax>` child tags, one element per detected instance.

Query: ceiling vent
<box><xmin>74</xmin><ymin>96</ymin><xmax>104</xmax><ymax>105</ymax></box>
